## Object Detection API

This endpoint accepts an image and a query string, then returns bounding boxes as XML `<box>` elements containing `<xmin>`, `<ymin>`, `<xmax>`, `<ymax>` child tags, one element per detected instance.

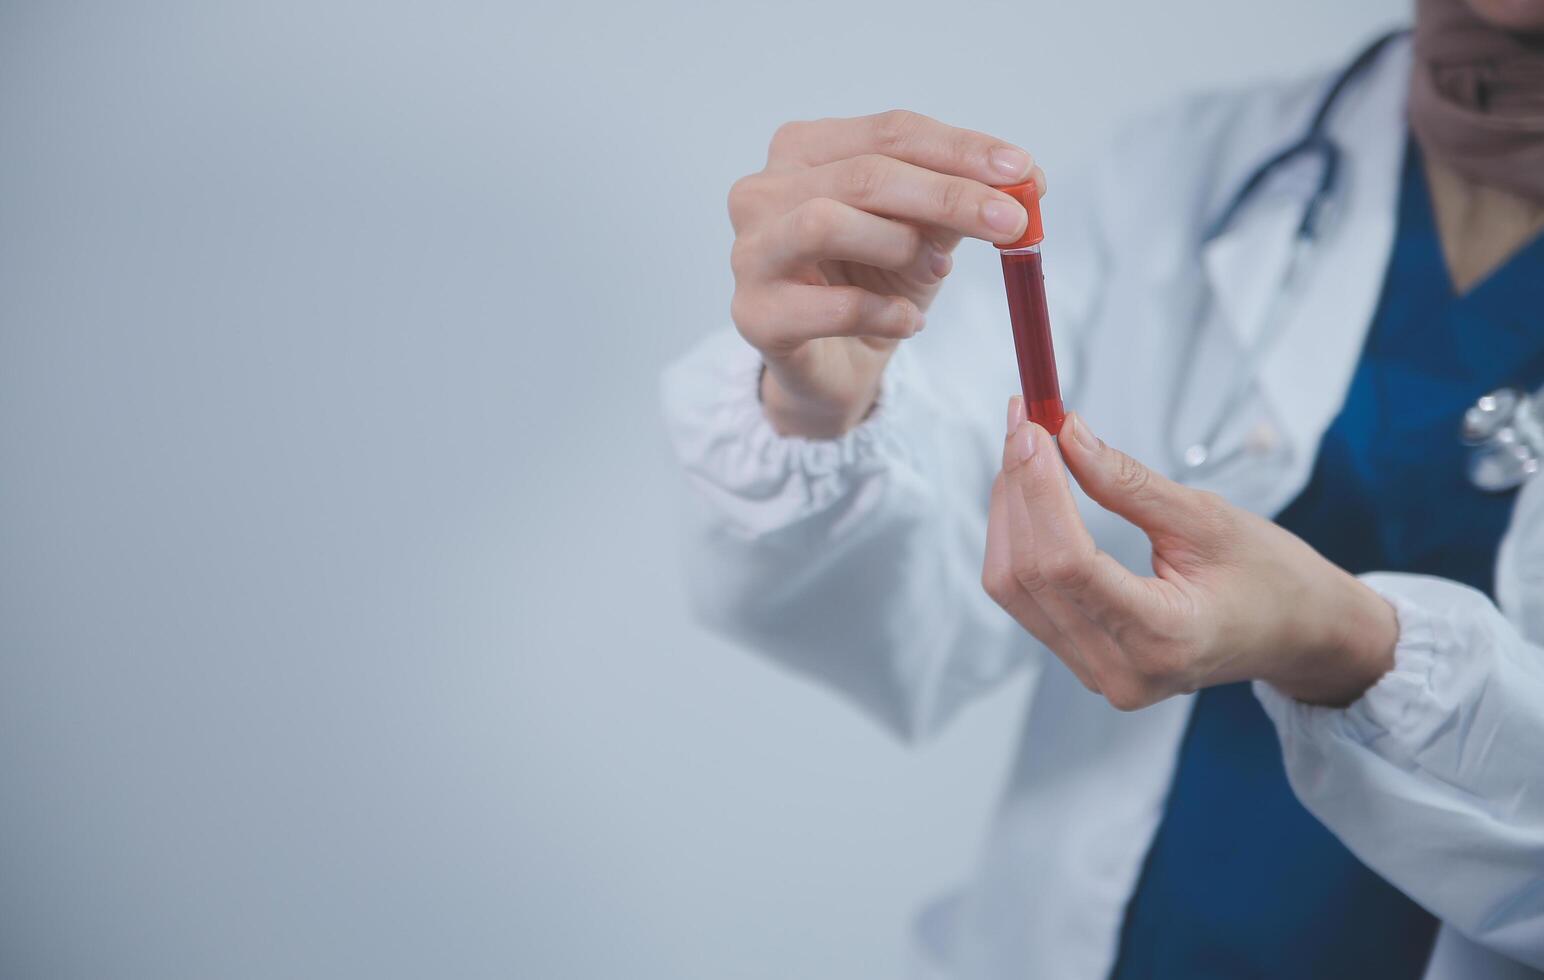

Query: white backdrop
<box><xmin>0</xmin><ymin>2</ymin><xmax>1406</xmax><ymax>978</ymax></box>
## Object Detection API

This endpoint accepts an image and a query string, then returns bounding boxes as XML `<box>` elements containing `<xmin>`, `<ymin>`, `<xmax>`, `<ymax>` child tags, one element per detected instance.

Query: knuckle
<box><xmin>933</xmin><ymin>177</ymin><xmax>969</xmax><ymax>219</ymax></box>
<box><xmin>824</xmin><ymin>289</ymin><xmax>863</xmax><ymax>331</ymax></box>
<box><xmin>767</xmin><ymin>120</ymin><xmax>808</xmax><ymax>159</ymax></box>
<box><xmin>844</xmin><ymin>154</ymin><xmax>888</xmax><ymax>204</ymax></box>
<box><xmin>1103</xmin><ymin>678</ymin><xmax>1154</xmax><ymax>713</ymax></box>
<box><xmin>1113</xmin><ymin>451</ymin><xmax>1153</xmax><ymax>497</ymax></box>
<box><xmin>727</xmin><ymin>174</ymin><xmax>763</xmax><ymax>226</ymax></box>
<box><xmin>871</xmin><ymin>109</ymin><xmax>922</xmax><ymax>150</ymax></box>
<box><xmin>947</xmin><ymin>128</ymin><xmax>981</xmax><ymax>168</ymax></box>
<box><xmin>792</xmin><ymin>196</ymin><xmax>841</xmax><ymax>245</ymax></box>
<box><xmin>1076</xmin><ymin>665</ymin><xmax>1106</xmax><ymax>696</ymax></box>
<box><xmin>728</xmin><ymin>234</ymin><xmax>758</xmax><ymax>279</ymax></box>
<box><xmin>734</xmin><ymin>292</ymin><xmax>794</xmax><ymax>352</ymax></box>
<box><xmin>981</xmin><ymin>565</ymin><xmax>1017</xmax><ymax>605</ymax></box>
<box><xmin>1041</xmin><ymin>551</ymin><xmax>1094</xmax><ymax>592</ymax></box>
<box><xmin>1011</xmin><ymin>557</ymin><xmax>1050</xmax><ymax>596</ymax></box>
<box><xmin>729</xmin><ymin>289</ymin><xmax>763</xmax><ymax>335</ymax></box>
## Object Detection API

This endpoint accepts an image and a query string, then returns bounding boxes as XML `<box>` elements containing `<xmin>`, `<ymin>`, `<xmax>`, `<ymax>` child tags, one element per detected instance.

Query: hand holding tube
<box><xmin>725</xmin><ymin>109</ymin><xmax>1046</xmax><ymax>437</ymax></box>
<box><xmin>982</xmin><ymin>398</ymin><xmax>1398</xmax><ymax>710</ymax></box>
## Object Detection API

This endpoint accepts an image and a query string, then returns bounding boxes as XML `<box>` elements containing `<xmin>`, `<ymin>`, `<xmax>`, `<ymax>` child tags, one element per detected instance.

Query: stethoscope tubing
<box><xmin>1100</xmin><ymin>28</ymin><xmax>1538</xmax><ymax>491</ymax></box>
<box><xmin>1169</xmin><ymin>31</ymin><xmax>1392</xmax><ymax>481</ymax></box>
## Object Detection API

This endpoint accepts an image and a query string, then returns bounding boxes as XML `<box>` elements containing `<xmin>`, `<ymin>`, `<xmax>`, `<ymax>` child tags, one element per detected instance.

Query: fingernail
<box><xmin>982</xmin><ymin>198</ymin><xmax>1027</xmax><ymax>236</ymax></box>
<box><xmin>1015</xmin><ymin>423</ymin><xmax>1038</xmax><ymax>464</ymax></box>
<box><xmin>1007</xmin><ymin>395</ymin><xmax>1025</xmax><ymax>431</ymax></box>
<box><xmin>928</xmin><ymin>247</ymin><xmax>952</xmax><ymax>279</ymax></box>
<box><xmin>988</xmin><ymin>146</ymin><xmax>1032</xmax><ymax>180</ymax></box>
<box><xmin>1069</xmin><ymin>413</ymin><xmax>1100</xmax><ymax>453</ymax></box>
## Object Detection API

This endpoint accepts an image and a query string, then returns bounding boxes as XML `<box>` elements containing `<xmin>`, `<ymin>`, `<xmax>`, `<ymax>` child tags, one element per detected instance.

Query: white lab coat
<box><xmin>661</xmin><ymin>35</ymin><xmax>1544</xmax><ymax>980</ymax></box>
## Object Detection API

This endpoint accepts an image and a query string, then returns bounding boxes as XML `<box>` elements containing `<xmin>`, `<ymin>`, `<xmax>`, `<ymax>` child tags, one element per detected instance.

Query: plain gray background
<box><xmin>1</xmin><ymin>2</ymin><xmax>1406</xmax><ymax>977</ymax></box>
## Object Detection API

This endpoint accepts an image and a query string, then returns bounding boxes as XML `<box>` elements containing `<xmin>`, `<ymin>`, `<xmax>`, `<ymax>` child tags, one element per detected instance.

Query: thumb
<box><xmin>1058</xmin><ymin>412</ymin><xmax>1198</xmax><ymax>534</ymax></box>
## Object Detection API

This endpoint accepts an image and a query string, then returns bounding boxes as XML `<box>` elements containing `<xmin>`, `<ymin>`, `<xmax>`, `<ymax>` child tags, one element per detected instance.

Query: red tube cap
<box><xmin>992</xmin><ymin>179</ymin><xmax>1043</xmax><ymax>250</ymax></box>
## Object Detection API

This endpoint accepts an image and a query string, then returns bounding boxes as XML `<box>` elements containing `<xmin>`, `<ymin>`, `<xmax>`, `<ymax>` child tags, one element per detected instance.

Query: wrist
<box><xmin>1267</xmin><ymin>570</ymin><xmax>1398</xmax><ymax>707</ymax></box>
<box><xmin>759</xmin><ymin>364</ymin><xmax>879</xmax><ymax>439</ymax></box>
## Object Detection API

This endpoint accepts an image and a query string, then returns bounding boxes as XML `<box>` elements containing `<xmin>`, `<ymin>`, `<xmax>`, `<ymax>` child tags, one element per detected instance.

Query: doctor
<box><xmin>662</xmin><ymin>1</ymin><xmax>1544</xmax><ymax>977</ymax></box>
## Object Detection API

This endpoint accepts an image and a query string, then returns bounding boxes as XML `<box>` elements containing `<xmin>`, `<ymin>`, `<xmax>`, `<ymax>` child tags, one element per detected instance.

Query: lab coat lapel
<box><xmin>1200</xmin><ymin>202</ymin><xmax>1301</xmax><ymax>352</ymax></box>
<box><xmin>1199</xmin><ymin>39</ymin><xmax>1411</xmax><ymax>485</ymax></box>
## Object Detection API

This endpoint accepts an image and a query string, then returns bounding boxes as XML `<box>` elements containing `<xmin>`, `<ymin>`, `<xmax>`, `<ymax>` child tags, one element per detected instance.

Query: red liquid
<box><xmin>999</xmin><ymin>248</ymin><xmax>1065</xmax><ymax>435</ymax></box>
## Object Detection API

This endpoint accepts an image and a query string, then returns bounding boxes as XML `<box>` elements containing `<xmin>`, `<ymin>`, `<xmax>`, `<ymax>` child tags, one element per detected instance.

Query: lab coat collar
<box><xmin>1200</xmin><ymin>37</ymin><xmax>1412</xmax><ymax>478</ymax></box>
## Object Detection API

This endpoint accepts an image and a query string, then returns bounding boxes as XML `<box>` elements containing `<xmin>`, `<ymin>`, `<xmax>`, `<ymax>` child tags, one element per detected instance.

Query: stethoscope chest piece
<box><xmin>1463</xmin><ymin>388</ymin><xmax>1544</xmax><ymax>492</ymax></box>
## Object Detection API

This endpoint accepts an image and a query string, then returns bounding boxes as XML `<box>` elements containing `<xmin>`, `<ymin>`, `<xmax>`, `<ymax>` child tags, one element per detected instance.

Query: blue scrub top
<box><xmin>1109</xmin><ymin>141</ymin><xmax>1544</xmax><ymax>980</ymax></box>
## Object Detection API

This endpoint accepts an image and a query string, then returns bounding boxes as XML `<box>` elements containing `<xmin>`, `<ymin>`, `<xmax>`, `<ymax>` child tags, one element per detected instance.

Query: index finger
<box><xmin>769</xmin><ymin>109</ymin><xmax>1038</xmax><ymax>187</ymax></box>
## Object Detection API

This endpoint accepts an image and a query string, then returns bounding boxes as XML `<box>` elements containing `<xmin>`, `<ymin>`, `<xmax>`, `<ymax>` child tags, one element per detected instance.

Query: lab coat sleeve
<box><xmin>659</xmin><ymin>135</ymin><xmax>1115</xmax><ymax>743</ymax></box>
<box><xmin>658</xmin><ymin>331</ymin><xmax>1026</xmax><ymax>743</ymax></box>
<box><xmin>1254</xmin><ymin>573</ymin><xmax>1544</xmax><ymax>968</ymax></box>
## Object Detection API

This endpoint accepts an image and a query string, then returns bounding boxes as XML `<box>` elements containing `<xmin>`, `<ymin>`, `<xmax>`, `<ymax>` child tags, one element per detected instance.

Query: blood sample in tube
<box><xmin>993</xmin><ymin>180</ymin><xmax>1066</xmax><ymax>436</ymax></box>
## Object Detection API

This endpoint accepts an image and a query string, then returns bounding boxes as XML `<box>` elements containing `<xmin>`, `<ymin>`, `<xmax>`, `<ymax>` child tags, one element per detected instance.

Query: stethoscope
<box><xmin>1170</xmin><ymin>29</ymin><xmax>1544</xmax><ymax>492</ymax></box>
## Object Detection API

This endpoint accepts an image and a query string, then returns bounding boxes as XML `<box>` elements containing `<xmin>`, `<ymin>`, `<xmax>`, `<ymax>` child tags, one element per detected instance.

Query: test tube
<box><xmin>993</xmin><ymin>180</ymin><xmax>1065</xmax><ymax>436</ymax></box>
